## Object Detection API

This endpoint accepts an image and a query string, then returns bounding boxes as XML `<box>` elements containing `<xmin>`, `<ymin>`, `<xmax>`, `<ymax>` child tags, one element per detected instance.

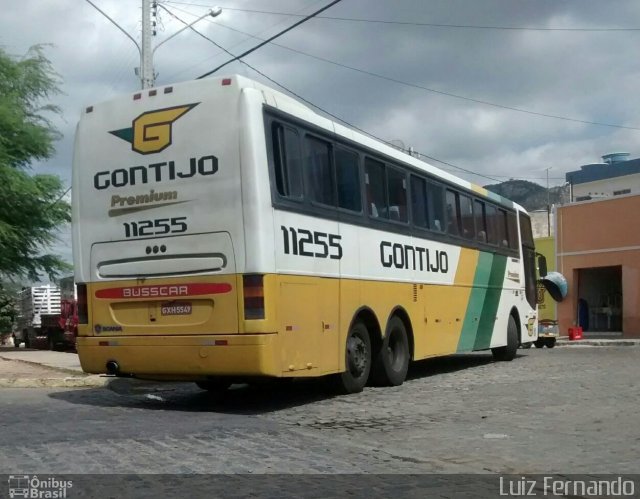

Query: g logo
<box><xmin>109</xmin><ymin>103</ymin><xmax>199</xmax><ymax>155</ymax></box>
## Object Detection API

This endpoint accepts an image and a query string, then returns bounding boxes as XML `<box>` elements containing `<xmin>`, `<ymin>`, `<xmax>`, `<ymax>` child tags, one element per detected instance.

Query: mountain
<box><xmin>483</xmin><ymin>179</ymin><xmax>566</xmax><ymax>211</ymax></box>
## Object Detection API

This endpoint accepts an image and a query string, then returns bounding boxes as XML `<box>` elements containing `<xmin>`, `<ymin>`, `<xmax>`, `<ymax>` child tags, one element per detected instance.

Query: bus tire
<box><xmin>544</xmin><ymin>338</ymin><xmax>556</xmax><ymax>348</ymax></box>
<box><xmin>520</xmin><ymin>342</ymin><xmax>533</xmax><ymax>349</ymax></box>
<box><xmin>492</xmin><ymin>315</ymin><xmax>518</xmax><ymax>361</ymax></box>
<box><xmin>334</xmin><ymin>320</ymin><xmax>371</xmax><ymax>394</ymax></box>
<box><xmin>534</xmin><ymin>339</ymin><xmax>545</xmax><ymax>348</ymax></box>
<box><xmin>371</xmin><ymin>316</ymin><xmax>410</xmax><ymax>386</ymax></box>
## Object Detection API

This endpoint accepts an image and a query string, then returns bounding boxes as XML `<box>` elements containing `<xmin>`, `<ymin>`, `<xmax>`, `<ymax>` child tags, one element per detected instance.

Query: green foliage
<box><xmin>0</xmin><ymin>45</ymin><xmax>70</xmax><ymax>281</ymax></box>
<box><xmin>0</xmin><ymin>283</ymin><xmax>17</xmax><ymax>333</ymax></box>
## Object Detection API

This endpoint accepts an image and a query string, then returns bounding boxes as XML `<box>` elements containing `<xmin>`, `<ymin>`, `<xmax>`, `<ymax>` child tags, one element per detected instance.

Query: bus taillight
<box><xmin>243</xmin><ymin>275</ymin><xmax>264</xmax><ymax>320</ymax></box>
<box><xmin>77</xmin><ymin>284</ymin><xmax>88</xmax><ymax>324</ymax></box>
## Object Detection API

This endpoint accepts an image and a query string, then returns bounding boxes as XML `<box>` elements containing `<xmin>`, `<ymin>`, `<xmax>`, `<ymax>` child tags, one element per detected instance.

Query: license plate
<box><xmin>161</xmin><ymin>302</ymin><xmax>192</xmax><ymax>316</ymax></box>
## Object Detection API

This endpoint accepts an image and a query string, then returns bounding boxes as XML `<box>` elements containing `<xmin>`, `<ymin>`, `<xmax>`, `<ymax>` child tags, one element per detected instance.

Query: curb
<box><xmin>556</xmin><ymin>340</ymin><xmax>640</xmax><ymax>347</ymax></box>
<box><xmin>0</xmin><ymin>375</ymin><xmax>110</xmax><ymax>388</ymax></box>
<box><xmin>0</xmin><ymin>355</ymin><xmax>82</xmax><ymax>376</ymax></box>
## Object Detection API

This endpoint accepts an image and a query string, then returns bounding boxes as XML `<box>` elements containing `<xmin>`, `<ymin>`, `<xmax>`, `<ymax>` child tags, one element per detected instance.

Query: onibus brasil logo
<box><xmin>8</xmin><ymin>475</ymin><xmax>73</xmax><ymax>498</ymax></box>
<box><xmin>109</xmin><ymin>103</ymin><xmax>199</xmax><ymax>155</ymax></box>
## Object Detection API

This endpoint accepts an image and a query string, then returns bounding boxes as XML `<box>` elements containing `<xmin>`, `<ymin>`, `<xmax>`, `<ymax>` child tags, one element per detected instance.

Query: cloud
<box><xmin>2</xmin><ymin>0</ymin><xmax>639</xmax><ymax>266</ymax></box>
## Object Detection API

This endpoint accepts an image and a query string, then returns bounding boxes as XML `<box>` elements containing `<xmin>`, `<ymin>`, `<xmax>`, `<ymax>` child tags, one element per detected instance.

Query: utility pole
<box><xmin>140</xmin><ymin>0</ymin><xmax>156</xmax><ymax>89</ymax></box>
<box><xmin>546</xmin><ymin>167</ymin><xmax>551</xmax><ymax>237</ymax></box>
<box><xmin>85</xmin><ymin>0</ymin><xmax>221</xmax><ymax>90</ymax></box>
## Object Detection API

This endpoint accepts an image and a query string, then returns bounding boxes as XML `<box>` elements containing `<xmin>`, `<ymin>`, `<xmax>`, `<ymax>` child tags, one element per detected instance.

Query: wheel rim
<box><xmin>387</xmin><ymin>328</ymin><xmax>406</xmax><ymax>372</ymax></box>
<box><xmin>347</xmin><ymin>333</ymin><xmax>368</xmax><ymax>378</ymax></box>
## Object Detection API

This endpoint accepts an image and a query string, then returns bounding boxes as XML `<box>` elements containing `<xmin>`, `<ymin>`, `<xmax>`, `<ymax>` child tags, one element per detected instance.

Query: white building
<box><xmin>567</xmin><ymin>153</ymin><xmax>640</xmax><ymax>201</ymax></box>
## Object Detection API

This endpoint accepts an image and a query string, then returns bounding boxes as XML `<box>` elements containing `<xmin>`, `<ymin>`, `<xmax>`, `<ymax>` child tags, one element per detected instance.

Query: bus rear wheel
<box><xmin>371</xmin><ymin>316</ymin><xmax>410</xmax><ymax>386</ymax></box>
<box><xmin>333</xmin><ymin>320</ymin><xmax>371</xmax><ymax>394</ymax></box>
<box><xmin>492</xmin><ymin>315</ymin><xmax>519</xmax><ymax>361</ymax></box>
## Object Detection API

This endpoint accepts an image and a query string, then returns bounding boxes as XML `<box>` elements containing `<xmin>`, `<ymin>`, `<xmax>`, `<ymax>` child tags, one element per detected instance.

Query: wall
<box><xmin>556</xmin><ymin>195</ymin><xmax>640</xmax><ymax>337</ymax></box>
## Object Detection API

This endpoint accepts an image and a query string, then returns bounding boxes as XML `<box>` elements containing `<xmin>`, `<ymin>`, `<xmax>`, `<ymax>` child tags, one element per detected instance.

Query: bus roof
<box><xmin>83</xmin><ymin>74</ymin><xmax>525</xmax><ymax>213</ymax></box>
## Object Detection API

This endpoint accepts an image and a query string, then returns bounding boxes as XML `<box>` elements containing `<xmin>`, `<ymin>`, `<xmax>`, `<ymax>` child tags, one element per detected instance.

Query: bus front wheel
<box><xmin>371</xmin><ymin>316</ymin><xmax>410</xmax><ymax>386</ymax></box>
<box><xmin>334</xmin><ymin>320</ymin><xmax>371</xmax><ymax>394</ymax></box>
<box><xmin>492</xmin><ymin>315</ymin><xmax>519</xmax><ymax>361</ymax></box>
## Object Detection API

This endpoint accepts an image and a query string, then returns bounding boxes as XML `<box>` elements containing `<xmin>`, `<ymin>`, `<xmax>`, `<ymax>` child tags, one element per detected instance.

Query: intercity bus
<box><xmin>72</xmin><ymin>75</ymin><xmax>543</xmax><ymax>393</ymax></box>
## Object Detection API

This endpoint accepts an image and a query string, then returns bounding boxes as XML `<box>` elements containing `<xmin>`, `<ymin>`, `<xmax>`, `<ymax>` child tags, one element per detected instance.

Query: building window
<box><xmin>613</xmin><ymin>189</ymin><xmax>631</xmax><ymax>196</ymax></box>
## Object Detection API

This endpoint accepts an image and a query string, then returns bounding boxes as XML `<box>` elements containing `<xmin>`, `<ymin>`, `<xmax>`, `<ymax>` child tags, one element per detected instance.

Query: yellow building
<box><xmin>535</xmin><ymin>236</ymin><xmax>556</xmax><ymax>322</ymax></box>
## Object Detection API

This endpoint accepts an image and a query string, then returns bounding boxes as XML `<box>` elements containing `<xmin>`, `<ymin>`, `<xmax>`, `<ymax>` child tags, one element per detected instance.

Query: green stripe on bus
<box><xmin>457</xmin><ymin>252</ymin><xmax>493</xmax><ymax>352</ymax></box>
<box><xmin>473</xmin><ymin>254</ymin><xmax>508</xmax><ymax>350</ymax></box>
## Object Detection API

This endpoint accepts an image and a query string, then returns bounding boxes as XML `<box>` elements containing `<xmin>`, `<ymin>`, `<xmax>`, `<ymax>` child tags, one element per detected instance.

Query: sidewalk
<box><xmin>557</xmin><ymin>338</ymin><xmax>640</xmax><ymax>347</ymax></box>
<box><xmin>0</xmin><ymin>348</ymin><xmax>109</xmax><ymax>388</ymax></box>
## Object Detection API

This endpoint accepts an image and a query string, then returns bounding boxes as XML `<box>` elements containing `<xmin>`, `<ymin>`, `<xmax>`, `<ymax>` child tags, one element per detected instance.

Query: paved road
<box><xmin>0</xmin><ymin>348</ymin><xmax>638</xmax><ymax>479</ymax></box>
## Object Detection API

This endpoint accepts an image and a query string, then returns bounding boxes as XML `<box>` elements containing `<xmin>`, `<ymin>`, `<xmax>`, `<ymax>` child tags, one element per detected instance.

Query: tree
<box><xmin>0</xmin><ymin>45</ymin><xmax>71</xmax><ymax>281</ymax></box>
<box><xmin>0</xmin><ymin>283</ymin><xmax>17</xmax><ymax>333</ymax></box>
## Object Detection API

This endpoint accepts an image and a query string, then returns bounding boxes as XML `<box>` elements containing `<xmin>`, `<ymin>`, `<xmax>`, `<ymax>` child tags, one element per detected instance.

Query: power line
<box><xmin>46</xmin><ymin>186</ymin><xmax>71</xmax><ymax>210</ymax></box>
<box><xmin>164</xmin><ymin>1</ymin><xmax>640</xmax><ymax>32</ymax></box>
<box><xmin>193</xmin><ymin>17</ymin><xmax>640</xmax><ymax>131</ymax></box>
<box><xmin>161</xmin><ymin>7</ymin><xmax>506</xmax><ymax>183</ymax></box>
<box><xmin>162</xmin><ymin>0</ymin><xmax>327</xmax><ymax>81</ymax></box>
<box><xmin>161</xmin><ymin>6</ymin><xmax>575</xmax><ymax>184</ymax></box>
<box><xmin>196</xmin><ymin>0</ymin><xmax>343</xmax><ymax>79</ymax></box>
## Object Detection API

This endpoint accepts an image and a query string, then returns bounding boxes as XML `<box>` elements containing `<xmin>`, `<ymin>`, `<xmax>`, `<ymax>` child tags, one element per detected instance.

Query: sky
<box><xmin>2</xmin><ymin>0</ymin><xmax>640</xmax><ymax>267</ymax></box>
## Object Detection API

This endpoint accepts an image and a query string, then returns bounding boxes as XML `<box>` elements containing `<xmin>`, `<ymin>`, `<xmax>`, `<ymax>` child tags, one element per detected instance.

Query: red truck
<box><xmin>31</xmin><ymin>276</ymin><xmax>77</xmax><ymax>351</ymax></box>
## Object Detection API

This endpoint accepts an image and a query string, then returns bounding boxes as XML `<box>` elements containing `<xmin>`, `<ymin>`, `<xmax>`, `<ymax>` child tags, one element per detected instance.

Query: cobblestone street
<box><xmin>0</xmin><ymin>347</ymin><xmax>638</xmax><ymax>475</ymax></box>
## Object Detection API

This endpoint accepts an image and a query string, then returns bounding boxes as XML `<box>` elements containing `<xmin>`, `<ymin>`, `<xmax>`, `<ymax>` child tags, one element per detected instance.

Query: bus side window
<box><xmin>410</xmin><ymin>175</ymin><xmax>428</xmax><ymax>228</ymax></box>
<box><xmin>387</xmin><ymin>167</ymin><xmax>407</xmax><ymax>222</ymax></box>
<box><xmin>445</xmin><ymin>189</ymin><xmax>460</xmax><ymax>236</ymax></box>
<box><xmin>305</xmin><ymin>135</ymin><xmax>334</xmax><ymax>206</ymax></box>
<box><xmin>365</xmin><ymin>157</ymin><xmax>386</xmax><ymax>218</ymax></box>
<box><xmin>474</xmin><ymin>199</ymin><xmax>487</xmax><ymax>242</ymax></box>
<box><xmin>335</xmin><ymin>147</ymin><xmax>361</xmax><ymax>212</ymax></box>
<box><xmin>459</xmin><ymin>193</ymin><xmax>474</xmax><ymax>239</ymax></box>
<box><xmin>486</xmin><ymin>204</ymin><xmax>498</xmax><ymax>245</ymax></box>
<box><xmin>498</xmin><ymin>209</ymin><xmax>509</xmax><ymax>247</ymax></box>
<box><xmin>272</xmin><ymin>122</ymin><xmax>302</xmax><ymax>199</ymax></box>
<box><xmin>427</xmin><ymin>181</ymin><xmax>444</xmax><ymax>232</ymax></box>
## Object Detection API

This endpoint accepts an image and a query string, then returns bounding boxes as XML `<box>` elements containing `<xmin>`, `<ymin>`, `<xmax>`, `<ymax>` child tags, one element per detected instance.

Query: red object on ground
<box><xmin>568</xmin><ymin>326</ymin><xmax>583</xmax><ymax>341</ymax></box>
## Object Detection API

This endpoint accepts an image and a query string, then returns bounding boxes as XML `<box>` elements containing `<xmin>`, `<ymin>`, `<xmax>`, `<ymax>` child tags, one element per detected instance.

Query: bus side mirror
<box><xmin>537</xmin><ymin>253</ymin><xmax>548</xmax><ymax>278</ymax></box>
<box><xmin>540</xmin><ymin>271</ymin><xmax>568</xmax><ymax>302</ymax></box>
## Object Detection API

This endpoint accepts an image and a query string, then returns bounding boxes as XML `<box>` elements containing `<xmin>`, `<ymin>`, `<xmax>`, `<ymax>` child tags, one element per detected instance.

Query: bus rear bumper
<box><xmin>76</xmin><ymin>334</ymin><xmax>281</xmax><ymax>379</ymax></box>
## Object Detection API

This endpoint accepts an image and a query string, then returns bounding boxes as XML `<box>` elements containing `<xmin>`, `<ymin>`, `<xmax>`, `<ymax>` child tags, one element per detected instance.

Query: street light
<box><xmin>143</xmin><ymin>6</ymin><xmax>222</xmax><ymax>88</ymax></box>
<box><xmin>84</xmin><ymin>0</ymin><xmax>221</xmax><ymax>89</ymax></box>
